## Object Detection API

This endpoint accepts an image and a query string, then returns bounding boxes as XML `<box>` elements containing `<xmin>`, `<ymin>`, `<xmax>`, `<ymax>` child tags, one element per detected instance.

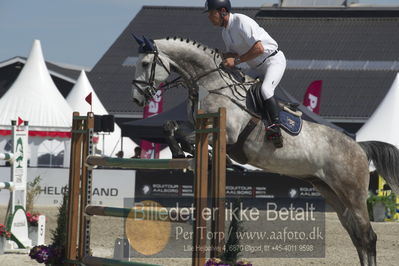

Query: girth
<box><xmin>227</xmin><ymin>117</ymin><xmax>259</xmax><ymax>165</ymax></box>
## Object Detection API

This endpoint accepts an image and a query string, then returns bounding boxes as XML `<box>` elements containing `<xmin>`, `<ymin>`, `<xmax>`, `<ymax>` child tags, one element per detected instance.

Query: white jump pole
<box><xmin>0</xmin><ymin>153</ymin><xmax>13</xmax><ymax>161</ymax></box>
<box><xmin>0</xmin><ymin>153</ymin><xmax>15</xmax><ymax>192</ymax></box>
<box><xmin>0</xmin><ymin>182</ymin><xmax>15</xmax><ymax>191</ymax></box>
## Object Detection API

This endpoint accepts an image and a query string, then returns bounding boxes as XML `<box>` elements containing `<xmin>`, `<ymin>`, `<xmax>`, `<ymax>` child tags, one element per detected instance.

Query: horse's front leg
<box><xmin>177</xmin><ymin>131</ymin><xmax>195</xmax><ymax>156</ymax></box>
<box><xmin>163</xmin><ymin>120</ymin><xmax>185</xmax><ymax>158</ymax></box>
<box><xmin>201</xmin><ymin>96</ymin><xmax>251</xmax><ymax>145</ymax></box>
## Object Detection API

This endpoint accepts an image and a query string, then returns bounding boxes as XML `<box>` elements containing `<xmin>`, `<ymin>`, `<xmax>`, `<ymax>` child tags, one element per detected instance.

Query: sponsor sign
<box><xmin>134</xmin><ymin>170</ymin><xmax>322</xmax><ymax>208</ymax></box>
<box><xmin>0</xmin><ymin>168</ymin><xmax>136</xmax><ymax>207</ymax></box>
<box><xmin>140</xmin><ymin>86</ymin><xmax>164</xmax><ymax>159</ymax></box>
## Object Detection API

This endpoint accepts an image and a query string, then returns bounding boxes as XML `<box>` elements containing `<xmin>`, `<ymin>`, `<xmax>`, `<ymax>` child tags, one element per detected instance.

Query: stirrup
<box><xmin>265</xmin><ymin>124</ymin><xmax>283</xmax><ymax>148</ymax></box>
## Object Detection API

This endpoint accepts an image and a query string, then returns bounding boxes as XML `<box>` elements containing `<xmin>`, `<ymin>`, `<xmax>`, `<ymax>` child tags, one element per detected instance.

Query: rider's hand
<box><xmin>222</xmin><ymin>52</ymin><xmax>238</xmax><ymax>59</ymax></box>
<box><xmin>223</xmin><ymin>57</ymin><xmax>236</xmax><ymax>68</ymax></box>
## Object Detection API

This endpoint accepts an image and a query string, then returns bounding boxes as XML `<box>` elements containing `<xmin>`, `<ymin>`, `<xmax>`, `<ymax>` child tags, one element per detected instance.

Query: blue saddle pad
<box><xmin>279</xmin><ymin>110</ymin><xmax>302</xmax><ymax>135</ymax></box>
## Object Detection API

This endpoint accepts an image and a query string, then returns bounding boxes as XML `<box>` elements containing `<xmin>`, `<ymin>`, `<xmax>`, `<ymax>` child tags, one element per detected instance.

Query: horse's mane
<box><xmin>157</xmin><ymin>36</ymin><xmax>255</xmax><ymax>87</ymax></box>
<box><xmin>161</xmin><ymin>36</ymin><xmax>222</xmax><ymax>60</ymax></box>
<box><xmin>155</xmin><ymin>36</ymin><xmax>254</xmax><ymax>89</ymax></box>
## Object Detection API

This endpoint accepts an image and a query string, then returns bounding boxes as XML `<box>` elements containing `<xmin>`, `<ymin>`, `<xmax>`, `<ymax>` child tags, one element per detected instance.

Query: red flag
<box><xmin>17</xmin><ymin>117</ymin><xmax>24</xmax><ymax>126</ymax></box>
<box><xmin>85</xmin><ymin>92</ymin><xmax>92</xmax><ymax>105</ymax></box>
<box><xmin>303</xmin><ymin>80</ymin><xmax>322</xmax><ymax>114</ymax></box>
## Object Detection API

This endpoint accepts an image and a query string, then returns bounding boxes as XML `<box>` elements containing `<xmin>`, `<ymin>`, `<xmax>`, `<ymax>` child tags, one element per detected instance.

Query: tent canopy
<box><xmin>0</xmin><ymin>40</ymin><xmax>72</xmax><ymax>133</ymax></box>
<box><xmin>356</xmin><ymin>73</ymin><xmax>399</xmax><ymax>147</ymax></box>
<box><xmin>67</xmin><ymin>70</ymin><xmax>137</xmax><ymax>157</ymax></box>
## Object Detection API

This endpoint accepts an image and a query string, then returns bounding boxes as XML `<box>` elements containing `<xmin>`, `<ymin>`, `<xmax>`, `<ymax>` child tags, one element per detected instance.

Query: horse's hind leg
<box><xmin>310</xmin><ymin>179</ymin><xmax>377</xmax><ymax>266</ymax></box>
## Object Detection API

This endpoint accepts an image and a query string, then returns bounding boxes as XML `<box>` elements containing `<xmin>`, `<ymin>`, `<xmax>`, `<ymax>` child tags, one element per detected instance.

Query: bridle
<box><xmin>132</xmin><ymin>46</ymin><xmax>223</xmax><ymax>104</ymax></box>
<box><xmin>132</xmin><ymin>48</ymin><xmax>172</xmax><ymax>103</ymax></box>
<box><xmin>131</xmin><ymin>40</ymin><xmax>258</xmax><ymax>116</ymax></box>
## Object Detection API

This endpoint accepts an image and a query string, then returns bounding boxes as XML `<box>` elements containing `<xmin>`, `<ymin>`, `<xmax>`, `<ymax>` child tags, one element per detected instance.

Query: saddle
<box><xmin>246</xmin><ymin>83</ymin><xmax>303</xmax><ymax>135</ymax></box>
<box><xmin>227</xmin><ymin>82</ymin><xmax>303</xmax><ymax>165</ymax></box>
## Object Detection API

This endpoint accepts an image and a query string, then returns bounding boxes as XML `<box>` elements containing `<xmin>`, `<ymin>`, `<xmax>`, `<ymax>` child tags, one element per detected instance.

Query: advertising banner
<box><xmin>140</xmin><ymin>87</ymin><xmax>164</xmax><ymax>159</ymax></box>
<box><xmin>0</xmin><ymin>168</ymin><xmax>136</xmax><ymax>207</ymax></box>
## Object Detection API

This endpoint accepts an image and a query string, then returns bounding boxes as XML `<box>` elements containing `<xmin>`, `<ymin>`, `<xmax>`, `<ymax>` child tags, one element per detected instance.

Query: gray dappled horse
<box><xmin>131</xmin><ymin>36</ymin><xmax>399</xmax><ymax>266</ymax></box>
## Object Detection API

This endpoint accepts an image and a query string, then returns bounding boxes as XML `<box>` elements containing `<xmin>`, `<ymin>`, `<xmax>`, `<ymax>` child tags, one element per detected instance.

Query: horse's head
<box><xmin>131</xmin><ymin>35</ymin><xmax>171</xmax><ymax>106</ymax></box>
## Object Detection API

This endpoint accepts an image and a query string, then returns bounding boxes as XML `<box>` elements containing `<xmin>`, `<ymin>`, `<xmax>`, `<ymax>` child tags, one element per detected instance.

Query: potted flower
<box><xmin>30</xmin><ymin>187</ymin><xmax>67</xmax><ymax>265</ymax></box>
<box><xmin>29</xmin><ymin>244</ymin><xmax>64</xmax><ymax>265</ymax></box>
<box><xmin>27</xmin><ymin>212</ymin><xmax>41</xmax><ymax>226</ymax></box>
<box><xmin>27</xmin><ymin>212</ymin><xmax>44</xmax><ymax>246</ymax></box>
<box><xmin>367</xmin><ymin>191</ymin><xmax>397</xmax><ymax>222</ymax></box>
<box><xmin>0</xmin><ymin>224</ymin><xmax>12</xmax><ymax>254</ymax></box>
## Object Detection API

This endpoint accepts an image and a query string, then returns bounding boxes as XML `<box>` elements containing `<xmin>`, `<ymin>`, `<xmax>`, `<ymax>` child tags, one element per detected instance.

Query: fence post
<box><xmin>211</xmin><ymin>107</ymin><xmax>226</xmax><ymax>258</ymax></box>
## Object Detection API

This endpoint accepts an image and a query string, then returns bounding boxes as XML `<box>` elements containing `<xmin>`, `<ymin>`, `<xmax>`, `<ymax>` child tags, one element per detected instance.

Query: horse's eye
<box><xmin>142</xmin><ymin>62</ymin><xmax>149</xmax><ymax>68</ymax></box>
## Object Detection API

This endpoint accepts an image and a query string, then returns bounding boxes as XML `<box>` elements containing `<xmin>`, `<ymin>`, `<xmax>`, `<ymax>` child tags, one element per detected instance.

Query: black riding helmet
<box><xmin>203</xmin><ymin>0</ymin><xmax>231</xmax><ymax>13</ymax></box>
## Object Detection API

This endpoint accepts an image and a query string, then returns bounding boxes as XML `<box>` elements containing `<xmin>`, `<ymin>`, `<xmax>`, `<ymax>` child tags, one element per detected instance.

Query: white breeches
<box><xmin>244</xmin><ymin>51</ymin><xmax>286</xmax><ymax>100</ymax></box>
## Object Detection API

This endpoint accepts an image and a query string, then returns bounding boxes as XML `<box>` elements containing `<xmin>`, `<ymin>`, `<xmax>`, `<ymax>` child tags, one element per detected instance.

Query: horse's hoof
<box><xmin>173</xmin><ymin>153</ymin><xmax>186</xmax><ymax>158</ymax></box>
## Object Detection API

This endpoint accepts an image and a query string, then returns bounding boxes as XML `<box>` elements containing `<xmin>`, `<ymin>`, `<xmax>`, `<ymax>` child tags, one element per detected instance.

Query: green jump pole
<box><xmin>0</xmin><ymin>182</ymin><xmax>15</xmax><ymax>190</ymax></box>
<box><xmin>82</xmin><ymin>255</ymin><xmax>160</xmax><ymax>266</ymax></box>
<box><xmin>86</xmin><ymin>156</ymin><xmax>194</xmax><ymax>171</ymax></box>
<box><xmin>86</xmin><ymin>205</ymin><xmax>131</xmax><ymax>218</ymax></box>
<box><xmin>85</xmin><ymin>205</ymin><xmax>190</xmax><ymax>223</ymax></box>
<box><xmin>0</xmin><ymin>153</ymin><xmax>13</xmax><ymax>161</ymax></box>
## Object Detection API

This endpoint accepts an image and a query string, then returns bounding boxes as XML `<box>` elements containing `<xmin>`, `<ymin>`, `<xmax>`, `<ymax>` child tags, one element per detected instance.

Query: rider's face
<box><xmin>208</xmin><ymin>10</ymin><xmax>221</xmax><ymax>26</ymax></box>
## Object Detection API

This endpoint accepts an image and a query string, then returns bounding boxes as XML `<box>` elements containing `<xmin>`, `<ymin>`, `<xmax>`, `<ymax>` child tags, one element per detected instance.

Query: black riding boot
<box><xmin>263</xmin><ymin>96</ymin><xmax>283</xmax><ymax>148</ymax></box>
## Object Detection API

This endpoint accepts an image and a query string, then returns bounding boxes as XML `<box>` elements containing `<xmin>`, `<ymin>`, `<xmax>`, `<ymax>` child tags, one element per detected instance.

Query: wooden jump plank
<box><xmin>86</xmin><ymin>156</ymin><xmax>194</xmax><ymax>170</ymax></box>
<box><xmin>192</xmin><ymin>109</ymin><xmax>209</xmax><ymax>266</ymax></box>
<box><xmin>210</xmin><ymin>107</ymin><xmax>227</xmax><ymax>258</ymax></box>
<box><xmin>79</xmin><ymin>113</ymin><xmax>95</xmax><ymax>259</ymax></box>
<box><xmin>66</xmin><ymin>112</ymin><xmax>85</xmax><ymax>265</ymax></box>
<box><xmin>196</xmin><ymin>112</ymin><xmax>221</xmax><ymax>118</ymax></box>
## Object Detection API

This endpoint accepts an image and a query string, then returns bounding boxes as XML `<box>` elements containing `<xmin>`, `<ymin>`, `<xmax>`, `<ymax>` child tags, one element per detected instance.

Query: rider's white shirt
<box><xmin>222</xmin><ymin>13</ymin><xmax>278</xmax><ymax>69</ymax></box>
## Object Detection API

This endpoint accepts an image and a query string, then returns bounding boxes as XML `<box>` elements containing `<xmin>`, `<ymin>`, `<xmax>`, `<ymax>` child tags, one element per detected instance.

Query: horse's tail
<box><xmin>358</xmin><ymin>141</ymin><xmax>399</xmax><ymax>194</ymax></box>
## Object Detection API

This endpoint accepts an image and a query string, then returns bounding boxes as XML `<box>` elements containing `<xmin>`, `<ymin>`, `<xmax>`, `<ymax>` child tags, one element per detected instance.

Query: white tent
<box><xmin>0</xmin><ymin>40</ymin><xmax>73</xmax><ymax>166</ymax></box>
<box><xmin>66</xmin><ymin>70</ymin><xmax>137</xmax><ymax>157</ymax></box>
<box><xmin>0</xmin><ymin>40</ymin><xmax>72</xmax><ymax>129</ymax></box>
<box><xmin>356</xmin><ymin>73</ymin><xmax>399</xmax><ymax>148</ymax></box>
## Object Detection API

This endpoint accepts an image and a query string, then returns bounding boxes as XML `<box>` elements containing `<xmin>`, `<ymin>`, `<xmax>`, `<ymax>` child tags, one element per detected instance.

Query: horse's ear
<box><xmin>131</xmin><ymin>33</ymin><xmax>144</xmax><ymax>46</ymax></box>
<box><xmin>143</xmin><ymin>36</ymin><xmax>156</xmax><ymax>53</ymax></box>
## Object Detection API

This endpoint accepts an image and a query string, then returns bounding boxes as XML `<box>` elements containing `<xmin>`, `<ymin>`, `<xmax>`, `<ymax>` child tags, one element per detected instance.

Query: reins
<box><xmin>132</xmin><ymin>41</ymin><xmax>261</xmax><ymax>120</ymax></box>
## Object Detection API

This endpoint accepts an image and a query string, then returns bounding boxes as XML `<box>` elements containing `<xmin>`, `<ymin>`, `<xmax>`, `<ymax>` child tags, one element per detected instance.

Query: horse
<box><xmin>131</xmin><ymin>36</ymin><xmax>399</xmax><ymax>266</ymax></box>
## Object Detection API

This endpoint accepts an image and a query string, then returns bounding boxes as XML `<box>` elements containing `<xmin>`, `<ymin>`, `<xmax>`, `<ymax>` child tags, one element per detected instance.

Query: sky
<box><xmin>0</xmin><ymin>0</ymin><xmax>398</xmax><ymax>68</ymax></box>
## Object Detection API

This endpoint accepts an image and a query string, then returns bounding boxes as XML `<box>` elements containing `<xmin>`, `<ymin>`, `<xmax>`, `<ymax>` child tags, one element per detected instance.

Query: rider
<box><xmin>204</xmin><ymin>0</ymin><xmax>286</xmax><ymax>146</ymax></box>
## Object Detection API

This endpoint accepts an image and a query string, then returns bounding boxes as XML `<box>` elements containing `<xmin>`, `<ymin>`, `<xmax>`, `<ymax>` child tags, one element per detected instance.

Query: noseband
<box><xmin>132</xmin><ymin>48</ymin><xmax>172</xmax><ymax>102</ymax></box>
